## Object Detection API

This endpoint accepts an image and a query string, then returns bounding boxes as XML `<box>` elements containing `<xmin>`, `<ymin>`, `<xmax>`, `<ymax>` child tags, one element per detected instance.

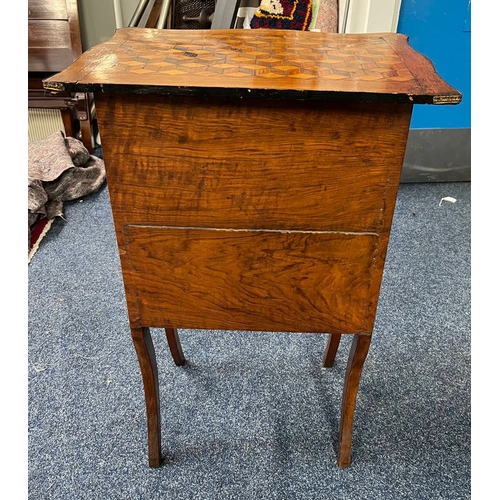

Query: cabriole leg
<box><xmin>165</xmin><ymin>328</ymin><xmax>186</xmax><ymax>366</ymax></box>
<box><xmin>323</xmin><ymin>333</ymin><xmax>342</xmax><ymax>368</ymax></box>
<box><xmin>338</xmin><ymin>333</ymin><xmax>372</xmax><ymax>468</ymax></box>
<box><xmin>131</xmin><ymin>327</ymin><xmax>162</xmax><ymax>467</ymax></box>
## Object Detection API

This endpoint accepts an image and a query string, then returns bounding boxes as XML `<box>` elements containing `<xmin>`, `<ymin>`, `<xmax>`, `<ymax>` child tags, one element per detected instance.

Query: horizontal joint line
<box><xmin>126</xmin><ymin>224</ymin><xmax>378</xmax><ymax>236</ymax></box>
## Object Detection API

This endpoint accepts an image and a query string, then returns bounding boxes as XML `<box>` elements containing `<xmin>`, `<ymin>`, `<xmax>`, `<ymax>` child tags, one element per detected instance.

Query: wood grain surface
<box><xmin>28</xmin><ymin>0</ymin><xmax>68</xmax><ymax>19</ymax></box>
<box><xmin>123</xmin><ymin>225</ymin><xmax>379</xmax><ymax>334</ymax></box>
<box><xmin>44</xmin><ymin>28</ymin><xmax>461</xmax><ymax>104</ymax></box>
<box><xmin>28</xmin><ymin>0</ymin><xmax>83</xmax><ymax>73</ymax></box>
<box><xmin>97</xmin><ymin>94</ymin><xmax>412</xmax><ymax>233</ymax></box>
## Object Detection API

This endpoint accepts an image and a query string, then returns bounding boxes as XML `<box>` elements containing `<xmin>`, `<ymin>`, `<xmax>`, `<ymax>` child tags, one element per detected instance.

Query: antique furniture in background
<box><xmin>44</xmin><ymin>28</ymin><xmax>461</xmax><ymax>468</ymax></box>
<box><xmin>28</xmin><ymin>0</ymin><xmax>94</xmax><ymax>152</ymax></box>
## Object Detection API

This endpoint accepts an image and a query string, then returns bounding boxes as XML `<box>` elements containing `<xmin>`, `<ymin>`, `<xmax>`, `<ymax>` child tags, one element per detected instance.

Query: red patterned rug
<box><xmin>28</xmin><ymin>217</ymin><xmax>54</xmax><ymax>264</ymax></box>
<box><xmin>250</xmin><ymin>0</ymin><xmax>313</xmax><ymax>30</ymax></box>
<box><xmin>235</xmin><ymin>0</ymin><xmax>337</xmax><ymax>32</ymax></box>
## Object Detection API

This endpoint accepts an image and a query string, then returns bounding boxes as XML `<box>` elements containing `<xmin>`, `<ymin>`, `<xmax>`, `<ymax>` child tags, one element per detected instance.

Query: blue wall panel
<box><xmin>397</xmin><ymin>0</ymin><xmax>471</xmax><ymax>129</ymax></box>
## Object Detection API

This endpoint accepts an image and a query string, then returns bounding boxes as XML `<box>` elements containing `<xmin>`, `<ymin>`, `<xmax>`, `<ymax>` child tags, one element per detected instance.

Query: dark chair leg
<box><xmin>75</xmin><ymin>93</ymin><xmax>94</xmax><ymax>153</ymax></box>
<box><xmin>323</xmin><ymin>333</ymin><xmax>342</xmax><ymax>368</ymax></box>
<box><xmin>165</xmin><ymin>328</ymin><xmax>186</xmax><ymax>366</ymax></box>
<box><xmin>337</xmin><ymin>333</ymin><xmax>372</xmax><ymax>468</ymax></box>
<box><xmin>131</xmin><ymin>327</ymin><xmax>162</xmax><ymax>467</ymax></box>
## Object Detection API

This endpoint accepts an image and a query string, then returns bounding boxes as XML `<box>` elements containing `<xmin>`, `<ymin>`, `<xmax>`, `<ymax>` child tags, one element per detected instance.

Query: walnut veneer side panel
<box><xmin>122</xmin><ymin>226</ymin><xmax>380</xmax><ymax>333</ymax></box>
<box><xmin>96</xmin><ymin>94</ymin><xmax>412</xmax><ymax>233</ymax></box>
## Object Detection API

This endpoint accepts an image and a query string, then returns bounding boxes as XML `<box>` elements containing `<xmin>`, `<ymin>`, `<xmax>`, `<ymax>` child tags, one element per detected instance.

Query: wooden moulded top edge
<box><xmin>43</xmin><ymin>28</ymin><xmax>462</xmax><ymax>105</ymax></box>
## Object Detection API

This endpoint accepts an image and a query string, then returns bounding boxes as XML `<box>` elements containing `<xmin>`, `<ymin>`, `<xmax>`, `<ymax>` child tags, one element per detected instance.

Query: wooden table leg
<box><xmin>131</xmin><ymin>327</ymin><xmax>162</xmax><ymax>467</ymax></box>
<box><xmin>323</xmin><ymin>333</ymin><xmax>342</xmax><ymax>368</ymax></box>
<box><xmin>338</xmin><ymin>333</ymin><xmax>371</xmax><ymax>468</ymax></box>
<box><xmin>165</xmin><ymin>327</ymin><xmax>186</xmax><ymax>366</ymax></box>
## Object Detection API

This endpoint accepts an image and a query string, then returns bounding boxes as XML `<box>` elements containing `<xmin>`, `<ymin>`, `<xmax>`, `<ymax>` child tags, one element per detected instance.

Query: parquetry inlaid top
<box><xmin>44</xmin><ymin>28</ymin><xmax>461</xmax><ymax>105</ymax></box>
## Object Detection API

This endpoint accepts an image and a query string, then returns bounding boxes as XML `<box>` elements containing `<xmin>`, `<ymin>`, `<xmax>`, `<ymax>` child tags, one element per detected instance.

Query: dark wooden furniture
<box><xmin>28</xmin><ymin>0</ymin><xmax>93</xmax><ymax>152</ymax></box>
<box><xmin>44</xmin><ymin>28</ymin><xmax>461</xmax><ymax>468</ymax></box>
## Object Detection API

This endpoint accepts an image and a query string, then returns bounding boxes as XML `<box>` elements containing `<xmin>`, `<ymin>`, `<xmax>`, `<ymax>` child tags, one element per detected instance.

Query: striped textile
<box><xmin>233</xmin><ymin>0</ymin><xmax>337</xmax><ymax>32</ymax></box>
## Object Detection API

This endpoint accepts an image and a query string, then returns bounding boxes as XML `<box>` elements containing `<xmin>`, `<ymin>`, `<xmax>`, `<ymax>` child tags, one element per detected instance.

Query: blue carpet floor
<box><xmin>28</xmin><ymin>181</ymin><xmax>470</xmax><ymax>499</ymax></box>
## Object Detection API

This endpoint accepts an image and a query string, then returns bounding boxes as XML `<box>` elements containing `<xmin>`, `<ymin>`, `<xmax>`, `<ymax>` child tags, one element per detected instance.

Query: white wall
<box><xmin>78</xmin><ymin>0</ymin><xmax>152</xmax><ymax>50</ymax></box>
<box><xmin>77</xmin><ymin>0</ymin><xmax>116</xmax><ymax>50</ymax></box>
<box><xmin>346</xmin><ymin>0</ymin><xmax>402</xmax><ymax>33</ymax></box>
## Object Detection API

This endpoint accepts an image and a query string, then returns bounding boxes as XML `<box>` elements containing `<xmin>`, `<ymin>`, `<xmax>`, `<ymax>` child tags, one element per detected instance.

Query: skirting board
<box><xmin>400</xmin><ymin>128</ymin><xmax>471</xmax><ymax>183</ymax></box>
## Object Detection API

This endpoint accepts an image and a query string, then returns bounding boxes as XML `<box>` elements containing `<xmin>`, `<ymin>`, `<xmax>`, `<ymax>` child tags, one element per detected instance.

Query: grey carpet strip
<box><xmin>28</xmin><ymin>181</ymin><xmax>470</xmax><ymax>499</ymax></box>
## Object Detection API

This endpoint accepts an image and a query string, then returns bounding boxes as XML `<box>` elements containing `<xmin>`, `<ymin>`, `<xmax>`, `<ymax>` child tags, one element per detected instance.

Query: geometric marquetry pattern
<box><xmin>114</xmin><ymin>30</ymin><xmax>415</xmax><ymax>82</ymax></box>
